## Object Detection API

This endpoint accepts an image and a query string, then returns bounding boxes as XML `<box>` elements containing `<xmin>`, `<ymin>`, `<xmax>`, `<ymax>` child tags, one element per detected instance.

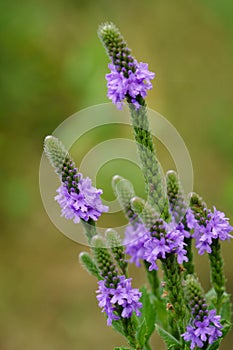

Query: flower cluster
<box><xmin>124</xmin><ymin>219</ymin><xmax>189</xmax><ymax>270</ymax></box>
<box><xmin>96</xmin><ymin>275</ymin><xmax>142</xmax><ymax>326</ymax></box>
<box><xmin>106</xmin><ymin>61</ymin><xmax>155</xmax><ymax>109</ymax></box>
<box><xmin>44</xmin><ymin>136</ymin><xmax>108</xmax><ymax>224</ymax></box>
<box><xmin>182</xmin><ymin>309</ymin><xmax>222</xmax><ymax>349</ymax></box>
<box><xmin>188</xmin><ymin>207</ymin><xmax>233</xmax><ymax>255</ymax></box>
<box><xmin>144</xmin><ymin>220</ymin><xmax>188</xmax><ymax>270</ymax></box>
<box><xmin>55</xmin><ymin>175</ymin><xmax>108</xmax><ymax>223</ymax></box>
<box><xmin>43</xmin><ymin>23</ymin><xmax>233</xmax><ymax>350</ymax></box>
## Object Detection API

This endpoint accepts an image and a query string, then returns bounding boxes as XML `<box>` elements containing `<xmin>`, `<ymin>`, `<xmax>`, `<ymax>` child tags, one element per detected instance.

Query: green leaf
<box><xmin>155</xmin><ymin>324</ymin><xmax>181</xmax><ymax>349</ymax></box>
<box><xmin>114</xmin><ymin>347</ymin><xmax>131</xmax><ymax>350</ymax></box>
<box><xmin>206</xmin><ymin>340</ymin><xmax>221</xmax><ymax>350</ymax></box>
<box><xmin>220</xmin><ymin>293</ymin><xmax>232</xmax><ymax>322</ymax></box>
<box><xmin>112</xmin><ymin>319</ymin><xmax>126</xmax><ymax>337</ymax></box>
<box><xmin>205</xmin><ymin>287</ymin><xmax>217</xmax><ymax>306</ymax></box>
<box><xmin>138</xmin><ymin>286</ymin><xmax>156</xmax><ymax>340</ymax></box>
<box><xmin>220</xmin><ymin>320</ymin><xmax>232</xmax><ymax>338</ymax></box>
<box><xmin>136</xmin><ymin>318</ymin><xmax>147</xmax><ymax>348</ymax></box>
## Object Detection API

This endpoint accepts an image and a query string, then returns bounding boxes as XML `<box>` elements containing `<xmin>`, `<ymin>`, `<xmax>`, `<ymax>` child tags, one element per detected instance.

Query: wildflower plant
<box><xmin>43</xmin><ymin>23</ymin><xmax>232</xmax><ymax>349</ymax></box>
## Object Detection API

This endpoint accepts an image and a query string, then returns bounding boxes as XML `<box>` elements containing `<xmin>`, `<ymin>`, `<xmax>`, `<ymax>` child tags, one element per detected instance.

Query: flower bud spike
<box><xmin>132</xmin><ymin>196</ymin><xmax>161</xmax><ymax>228</ymax></box>
<box><xmin>91</xmin><ymin>235</ymin><xmax>118</xmax><ymax>284</ymax></box>
<box><xmin>112</xmin><ymin>175</ymin><xmax>138</xmax><ymax>223</ymax></box>
<box><xmin>182</xmin><ymin>275</ymin><xmax>223</xmax><ymax>349</ymax></box>
<box><xmin>79</xmin><ymin>252</ymin><xmax>102</xmax><ymax>280</ymax></box>
<box><xmin>105</xmin><ymin>228</ymin><xmax>128</xmax><ymax>276</ymax></box>
<box><xmin>98</xmin><ymin>22</ymin><xmax>135</xmax><ymax>75</ymax></box>
<box><xmin>166</xmin><ymin>171</ymin><xmax>194</xmax><ymax>275</ymax></box>
<box><xmin>184</xmin><ymin>274</ymin><xmax>207</xmax><ymax>317</ymax></box>
<box><xmin>189</xmin><ymin>193</ymin><xmax>233</xmax><ymax>310</ymax></box>
<box><xmin>99</xmin><ymin>22</ymin><xmax>170</xmax><ymax>220</ymax></box>
<box><xmin>166</xmin><ymin>170</ymin><xmax>188</xmax><ymax>223</ymax></box>
<box><xmin>44</xmin><ymin>135</ymin><xmax>70</xmax><ymax>176</ymax></box>
<box><xmin>43</xmin><ymin>136</ymin><xmax>108</xmax><ymax>242</ymax></box>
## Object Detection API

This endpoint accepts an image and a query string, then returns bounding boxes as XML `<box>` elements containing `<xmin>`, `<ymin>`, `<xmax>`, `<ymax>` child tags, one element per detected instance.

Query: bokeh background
<box><xmin>1</xmin><ymin>0</ymin><xmax>233</xmax><ymax>349</ymax></box>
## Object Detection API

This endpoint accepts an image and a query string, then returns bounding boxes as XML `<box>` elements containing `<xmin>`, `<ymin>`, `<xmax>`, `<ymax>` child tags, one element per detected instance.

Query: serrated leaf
<box><xmin>136</xmin><ymin>318</ymin><xmax>147</xmax><ymax>348</ymax></box>
<box><xmin>155</xmin><ymin>324</ymin><xmax>181</xmax><ymax>349</ymax></box>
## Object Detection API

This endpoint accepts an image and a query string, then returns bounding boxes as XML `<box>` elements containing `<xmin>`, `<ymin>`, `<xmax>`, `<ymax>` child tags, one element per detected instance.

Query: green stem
<box><xmin>144</xmin><ymin>260</ymin><xmax>161</xmax><ymax>299</ymax></box>
<box><xmin>162</xmin><ymin>255</ymin><xmax>187</xmax><ymax>339</ymax></box>
<box><xmin>144</xmin><ymin>342</ymin><xmax>152</xmax><ymax>350</ymax></box>
<box><xmin>121</xmin><ymin>318</ymin><xmax>140</xmax><ymax>349</ymax></box>
<box><xmin>81</xmin><ymin>219</ymin><xmax>98</xmax><ymax>244</ymax></box>
<box><xmin>183</xmin><ymin>237</ymin><xmax>194</xmax><ymax>276</ymax></box>
<box><xmin>128</xmin><ymin>100</ymin><xmax>170</xmax><ymax>220</ymax></box>
<box><xmin>209</xmin><ymin>239</ymin><xmax>225</xmax><ymax>312</ymax></box>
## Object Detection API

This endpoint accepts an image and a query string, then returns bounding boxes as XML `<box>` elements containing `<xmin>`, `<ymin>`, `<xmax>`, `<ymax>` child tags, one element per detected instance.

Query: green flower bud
<box><xmin>112</xmin><ymin>175</ymin><xmax>138</xmax><ymax>222</ymax></box>
<box><xmin>79</xmin><ymin>252</ymin><xmax>101</xmax><ymax>279</ymax></box>
<box><xmin>91</xmin><ymin>235</ymin><xmax>118</xmax><ymax>285</ymax></box>
<box><xmin>166</xmin><ymin>170</ymin><xmax>188</xmax><ymax>223</ymax></box>
<box><xmin>105</xmin><ymin>228</ymin><xmax>127</xmax><ymax>275</ymax></box>
<box><xmin>44</xmin><ymin>136</ymin><xmax>70</xmax><ymax>176</ymax></box>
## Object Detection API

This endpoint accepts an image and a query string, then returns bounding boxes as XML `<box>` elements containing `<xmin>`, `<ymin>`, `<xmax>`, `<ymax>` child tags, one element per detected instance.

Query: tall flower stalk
<box><xmin>43</xmin><ymin>22</ymin><xmax>232</xmax><ymax>350</ymax></box>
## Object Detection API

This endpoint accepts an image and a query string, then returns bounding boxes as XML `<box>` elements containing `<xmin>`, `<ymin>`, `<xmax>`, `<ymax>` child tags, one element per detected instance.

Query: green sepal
<box><xmin>206</xmin><ymin>320</ymin><xmax>232</xmax><ymax>350</ymax></box>
<box><xmin>155</xmin><ymin>324</ymin><xmax>181</xmax><ymax>350</ymax></box>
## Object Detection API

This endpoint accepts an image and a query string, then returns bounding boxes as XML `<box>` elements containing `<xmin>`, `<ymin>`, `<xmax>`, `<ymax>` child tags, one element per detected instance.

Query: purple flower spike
<box><xmin>55</xmin><ymin>175</ymin><xmax>108</xmax><ymax>223</ymax></box>
<box><xmin>96</xmin><ymin>275</ymin><xmax>142</xmax><ymax>326</ymax></box>
<box><xmin>191</xmin><ymin>206</ymin><xmax>233</xmax><ymax>255</ymax></box>
<box><xmin>182</xmin><ymin>308</ymin><xmax>223</xmax><ymax>348</ymax></box>
<box><xmin>106</xmin><ymin>60</ymin><xmax>155</xmax><ymax>109</ymax></box>
<box><xmin>143</xmin><ymin>220</ymin><xmax>188</xmax><ymax>271</ymax></box>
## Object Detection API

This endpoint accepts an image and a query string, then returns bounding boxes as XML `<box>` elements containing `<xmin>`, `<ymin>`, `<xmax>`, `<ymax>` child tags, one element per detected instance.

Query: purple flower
<box><xmin>182</xmin><ymin>324</ymin><xmax>204</xmax><ymax>349</ymax></box>
<box><xmin>96</xmin><ymin>275</ymin><xmax>142</xmax><ymax>326</ymax></box>
<box><xmin>208</xmin><ymin>207</ymin><xmax>233</xmax><ymax>241</ymax></box>
<box><xmin>106</xmin><ymin>60</ymin><xmax>155</xmax><ymax>109</ymax></box>
<box><xmin>182</xmin><ymin>309</ymin><xmax>223</xmax><ymax>348</ymax></box>
<box><xmin>143</xmin><ymin>220</ymin><xmax>188</xmax><ymax>271</ymax></box>
<box><xmin>55</xmin><ymin>174</ymin><xmax>108</xmax><ymax>223</ymax></box>
<box><xmin>123</xmin><ymin>223</ymin><xmax>149</xmax><ymax>267</ymax></box>
<box><xmin>186</xmin><ymin>208</ymin><xmax>198</xmax><ymax>230</ymax></box>
<box><xmin>106</xmin><ymin>64</ymin><xmax>128</xmax><ymax>108</ymax></box>
<box><xmin>191</xmin><ymin>207</ymin><xmax>233</xmax><ymax>255</ymax></box>
<box><xmin>144</xmin><ymin>235</ymin><xmax>170</xmax><ymax>271</ymax></box>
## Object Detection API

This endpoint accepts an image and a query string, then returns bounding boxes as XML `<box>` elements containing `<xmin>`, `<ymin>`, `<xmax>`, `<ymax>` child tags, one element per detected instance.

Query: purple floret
<box><xmin>106</xmin><ymin>60</ymin><xmax>155</xmax><ymax>109</ymax></box>
<box><xmin>143</xmin><ymin>220</ymin><xmax>188</xmax><ymax>271</ymax></box>
<box><xmin>55</xmin><ymin>175</ymin><xmax>108</xmax><ymax>223</ymax></box>
<box><xmin>96</xmin><ymin>275</ymin><xmax>142</xmax><ymax>326</ymax></box>
<box><xmin>123</xmin><ymin>223</ymin><xmax>149</xmax><ymax>267</ymax></box>
<box><xmin>191</xmin><ymin>207</ymin><xmax>233</xmax><ymax>255</ymax></box>
<box><xmin>182</xmin><ymin>309</ymin><xmax>222</xmax><ymax>348</ymax></box>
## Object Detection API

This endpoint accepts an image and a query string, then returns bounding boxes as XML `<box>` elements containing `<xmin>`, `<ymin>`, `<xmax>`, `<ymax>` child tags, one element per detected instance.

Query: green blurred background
<box><xmin>1</xmin><ymin>0</ymin><xmax>233</xmax><ymax>349</ymax></box>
